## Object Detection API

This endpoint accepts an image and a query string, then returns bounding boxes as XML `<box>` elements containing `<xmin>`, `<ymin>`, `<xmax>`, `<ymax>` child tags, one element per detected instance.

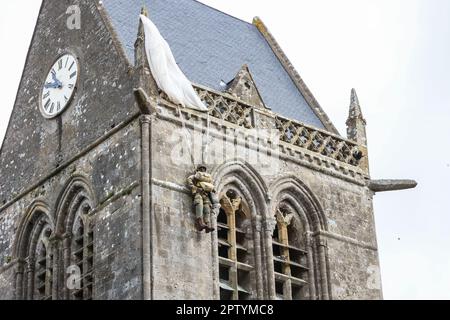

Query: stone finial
<box><xmin>348</xmin><ymin>88</ymin><xmax>364</xmax><ymax>121</ymax></box>
<box><xmin>141</xmin><ymin>6</ymin><xmax>148</xmax><ymax>17</ymax></box>
<box><xmin>226</xmin><ymin>64</ymin><xmax>266</xmax><ymax>109</ymax></box>
<box><xmin>346</xmin><ymin>88</ymin><xmax>367</xmax><ymax>146</ymax></box>
<box><xmin>134</xmin><ymin>7</ymin><xmax>159</xmax><ymax>99</ymax></box>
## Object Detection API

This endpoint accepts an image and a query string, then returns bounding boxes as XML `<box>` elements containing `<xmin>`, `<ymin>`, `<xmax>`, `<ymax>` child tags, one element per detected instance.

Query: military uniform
<box><xmin>187</xmin><ymin>167</ymin><xmax>219</xmax><ymax>232</ymax></box>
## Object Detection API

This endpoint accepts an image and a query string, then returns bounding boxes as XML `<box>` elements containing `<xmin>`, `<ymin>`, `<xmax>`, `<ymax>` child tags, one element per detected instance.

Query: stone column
<box><xmin>210</xmin><ymin>204</ymin><xmax>220</xmax><ymax>300</ymax></box>
<box><xmin>14</xmin><ymin>261</ymin><xmax>25</xmax><ymax>300</ymax></box>
<box><xmin>252</xmin><ymin>215</ymin><xmax>264</xmax><ymax>299</ymax></box>
<box><xmin>317</xmin><ymin>235</ymin><xmax>330</xmax><ymax>300</ymax></box>
<box><xmin>263</xmin><ymin>216</ymin><xmax>277</xmax><ymax>299</ymax></box>
<box><xmin>62</xmin><ymin>233</ymin><xmax>72</xmax><ymax>300</ymax></box>
<box><xmin>25</xmin><ymin>257</ymin><xmax>35</xmax><ymax>300</ymax></box>
<box><xmin>141</xmin><ymin>114</ymin><xmax>152</xmax><ymax>300</ymax></box>
<box><xmin>49</xmin><ymin>233</ymin><xmax>61</xmax><ymax>300</ymax></box>
<box><xmin>305</xmin><ymin>232</ymin><xmax>316</xmax><ymax>300</ymax></box>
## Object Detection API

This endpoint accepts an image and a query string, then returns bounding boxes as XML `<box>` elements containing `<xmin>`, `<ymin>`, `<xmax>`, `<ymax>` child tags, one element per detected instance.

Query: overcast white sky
<box><xmin>1</xmin><ymin>1</ymin><xmax>449</xmax><ymax>299</ymax></box>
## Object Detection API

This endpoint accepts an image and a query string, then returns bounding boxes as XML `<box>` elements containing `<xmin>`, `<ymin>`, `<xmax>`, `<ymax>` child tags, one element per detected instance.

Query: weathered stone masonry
<box><xmin>0</xmin><ymin>0</ymin><xmax>416</xmax><ymax>300</ymax></box>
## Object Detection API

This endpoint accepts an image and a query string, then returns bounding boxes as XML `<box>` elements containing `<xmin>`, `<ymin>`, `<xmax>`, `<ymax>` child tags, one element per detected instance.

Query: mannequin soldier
<box><xmin>187</xmin><ymin>165</ymin><xmax>219</xmax><ymax>233</ymax></box>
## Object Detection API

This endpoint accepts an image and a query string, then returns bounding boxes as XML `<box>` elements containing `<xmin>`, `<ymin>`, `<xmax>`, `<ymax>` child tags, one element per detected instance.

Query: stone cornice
<box><xmin>153</xmin><ymin>97</ymin><xmax>368</xmax><ymax>186</ymax></box>
<box><xmin>0</xmin><ymin>113</ymin><xmax>140</xmax><ymax>214</ymax></box>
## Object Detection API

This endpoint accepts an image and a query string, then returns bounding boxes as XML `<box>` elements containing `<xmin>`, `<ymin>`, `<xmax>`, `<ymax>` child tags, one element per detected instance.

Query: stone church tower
<box><xmin>0</xmin><ymin>0</ymin><xmax>415</xmax><ymax>300</ymax></box>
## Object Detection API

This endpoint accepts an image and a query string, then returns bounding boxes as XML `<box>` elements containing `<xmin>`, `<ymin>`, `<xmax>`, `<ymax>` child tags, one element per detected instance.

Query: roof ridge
<box><xmin>192</xmin><ymin>0</ymin><xmax>253</xmax><ymax>27</ymax></box>
<box><xmin>252</xmin><ymin>16</ymin><xmax>340</xmax><ymax>135</ymax></box>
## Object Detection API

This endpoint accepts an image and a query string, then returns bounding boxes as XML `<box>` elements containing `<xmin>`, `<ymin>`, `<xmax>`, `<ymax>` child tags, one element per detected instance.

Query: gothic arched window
<box><xmin>14</xmin><ymin>204</ymin><xmax>55</xmax><ymax>300</ymax></box>
<box><xmin>56</xmin><ymin>178</ymin><xmax>96</xmax><ymax>300</ymax></box>
<box><xmin>272</xmin><ymin>204</ymin><xmax>309</xmax><ymax>300</ymax></box>
<box><xmin>217</xmin><ymin>190</ymin><xmax>254</xmax><ymax>300</ymax></box>
<box><xmin>34</xmin><ymin>226</ymin><xmax>53</xmax><ymax>300</ymax></box>
<box><xmin>68</xmin><ymin>202</ymin><xmax>94</xmax><ymax>300</ymax></box>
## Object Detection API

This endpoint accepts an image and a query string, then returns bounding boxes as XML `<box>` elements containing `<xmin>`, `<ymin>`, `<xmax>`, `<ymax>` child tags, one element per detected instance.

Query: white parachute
<box><xmin>140</xmin><ymin>14</ymin><xmax>208</xmax><ymax>112</ymax></box>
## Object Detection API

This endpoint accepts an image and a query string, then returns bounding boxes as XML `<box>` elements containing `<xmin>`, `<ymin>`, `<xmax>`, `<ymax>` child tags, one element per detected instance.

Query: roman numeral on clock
<box><xmin>44</xmin><ymin>99</ymin><xmax>51</xmax><ymax>111</ymax></box>
<box><xmin>68</xmin><ymin>84</ymin><xmax>74</xmax><ymax>89</ymax></box>
<box><xmin>57</xmin><ymin>101</ymin><xmax>61</xmax><ymax>111</ymax></box>
<box><xmin>43</xmin><ymin>91</ymin><xmax>50</xmax><ymax>99</ymax></box>
<box><xmin>49</xmin><ymin>102</ymin><xmax>55</xmax><ymax>113</ymax></box>
<box><xmin>70</xmin><ymin>71</ymin><xmax>77</xmax><ymax>79</ymax></box>
<box><xmin>58</xmin><ymin>59</ymin><xmax>63</xmax><ymax>70</ymax></box>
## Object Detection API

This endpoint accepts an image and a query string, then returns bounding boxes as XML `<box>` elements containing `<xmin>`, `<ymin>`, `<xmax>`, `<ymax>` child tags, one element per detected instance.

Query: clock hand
<box><xmin>44</xmin><ymin>81</ymin><xmax>59</xmax><ymax>89</ymax></box>
<box><xmin>50</xmin><ymin>70</ymin><xmax>63</xmax><ymax>88</ymax></box>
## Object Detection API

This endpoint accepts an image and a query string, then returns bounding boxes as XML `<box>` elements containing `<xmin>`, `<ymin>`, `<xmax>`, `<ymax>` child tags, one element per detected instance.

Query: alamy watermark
<box><xmin>168</xmin><ymin>125</ymin><xmax>281</xmax><ymax>175</ymax></box>
<box><xmin>66</xmin><ymin>5</ymin><xmax>81</xmax><ymax>30</ymax></box>
<box><xmin>366</xmin><ymin>265</ymin><xmax>381</xmax><ymax>290</ymax></box>
<box><xmin>66</xmin><ymin>265</ymin><xmax>81</xmax><ymax>290</ymax></box>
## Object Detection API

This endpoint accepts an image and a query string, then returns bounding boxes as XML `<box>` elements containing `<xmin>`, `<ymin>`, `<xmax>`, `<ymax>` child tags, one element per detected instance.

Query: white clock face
<box><xmin>40</xmin><ymin>53</ymin><xmax>79</xmax><ymax>118</ymax></box>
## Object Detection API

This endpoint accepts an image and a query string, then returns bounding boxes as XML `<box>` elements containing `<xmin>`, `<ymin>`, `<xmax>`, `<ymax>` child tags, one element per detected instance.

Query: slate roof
<box><xmin>101</xmin><ymin>0</ymin><xmax>326</xmax><ymax>129</ymax></box>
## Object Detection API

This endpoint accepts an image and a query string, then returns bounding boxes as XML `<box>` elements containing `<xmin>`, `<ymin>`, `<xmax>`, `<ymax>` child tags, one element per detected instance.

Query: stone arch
<box><xmin>13</xmin><ymin>200</ymin><xmax>54</xmax><ymax>300</ymax></box>
<box><xmin>53</xmin><ymin>174</ymin><xmax>97</xmax><ymax>300</ymax></box>
<box><xmin>269</xmin><ymin>174</ymin><xmax>330</xmax><ymax>300</ymax></box>
<box><xmin>211</xmin><ymin>161</ymin><xmax>273</xmax><ymax>299</ymax></box>
<box><xmin>13</xmin><ymin>200</ymin><xmax>54</xmax><ymax>261</ymax></box>
<box><xmin>212</xmin><ymin>160</ymin><xmax>268</xmax><ymax>218</ymax></box>
<box><xmin>54</xmin><ymin>174</ymin><xmax>96</xmax><ymax>235</ymax></box>
<box><xmin>269</xmin><ymin>175</ymin><xmax>327</xmax><ymax>232</ymax></box>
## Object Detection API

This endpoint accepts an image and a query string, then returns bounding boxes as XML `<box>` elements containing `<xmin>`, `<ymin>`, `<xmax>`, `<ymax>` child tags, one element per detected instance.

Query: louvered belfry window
<box><xmin>217</xmin><ymin>190</ymin><xmax>253</xmax><ymax>300</ymax></box>
<box><xmin>272</xmin><ymin>205</ymin><xmax>309</xmax><ymax>300</ymax></box>
<box><xmin>70</xmin><ymin>216</ymin><xmax>94</xmax><ymax>300</ymax></box>
<box><xmin>34</xmin><ymin>227</ymin><xmax>53</xmax><ymax>300</ymax></box>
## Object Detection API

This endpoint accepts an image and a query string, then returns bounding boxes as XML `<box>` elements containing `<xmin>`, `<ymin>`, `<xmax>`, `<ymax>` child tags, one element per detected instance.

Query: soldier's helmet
<box><xmin>196</xmin><ymin>164</ymin><xmax>207</xmax><ymax>172</ymax></box>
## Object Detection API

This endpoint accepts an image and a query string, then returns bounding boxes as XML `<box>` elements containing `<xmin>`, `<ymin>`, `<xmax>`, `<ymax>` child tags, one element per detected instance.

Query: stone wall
<box><xmin>148</xmin><ymin>99</ymin><xmax>382</xmax><ymax>299</ymax></box>
<box><xmin>0</xmin><ymin>119</ymin><xmax>142</xmax><ymax>300</ymax></box>
<box><xmin>0</xmin><ymin>0</ymin><xmax>136</xmax><ymax>204</ymax></box>
<box><xmin>0</xmin><ymin>0</ymin><xmax>382</xmax><ymax>300</ymax></box>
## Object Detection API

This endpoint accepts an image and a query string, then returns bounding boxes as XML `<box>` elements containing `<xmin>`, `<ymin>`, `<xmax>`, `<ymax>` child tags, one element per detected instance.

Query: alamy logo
<box><xmin>169</xmin><ymin>126</ymin><xmax>281</xmax><ymax>176</ymax></box>
<box><xmin>366</xmin><ymin>265</ymin><xmax>381</xmax><ymax>290</ymax></box>
<box><xmin>66</xmin><ymin>265</ymin><xmax>81</xmax><ymax>290</ymax></box>
<box><xmin>66</xmin><ymin>5</ymin><xmax>81</xmax><ymax>30</ymax></box>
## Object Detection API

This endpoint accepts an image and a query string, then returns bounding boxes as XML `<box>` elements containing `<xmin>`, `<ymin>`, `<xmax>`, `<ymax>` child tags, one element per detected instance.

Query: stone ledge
<box><xmin>154</xmin><ymin>102</ymin><xmax>368</xmax><ymax>186</ymax></box>
<box><xmin>0</xmin><ymin>113</ymin><xmax>140</xmax><ymax>215</ymax></box>
<box><xmin>314</xmin><ymin>230</ymin><xmax>378</xmax><ymax>251</ymax></box>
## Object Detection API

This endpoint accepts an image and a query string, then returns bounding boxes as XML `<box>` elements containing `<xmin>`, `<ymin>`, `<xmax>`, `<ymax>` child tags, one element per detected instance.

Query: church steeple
<box><xmin>346</xmin><ymin>88</ymin><xmax>367</xmax><ymax>146</ymax></box>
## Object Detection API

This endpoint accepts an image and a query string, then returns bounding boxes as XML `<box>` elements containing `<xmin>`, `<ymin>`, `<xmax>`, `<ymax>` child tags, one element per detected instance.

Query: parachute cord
<box><xmin>178</xmin><ymin>106</ymin><xmax>195</xmax><ymax>170</ymax></box>
<box><xmin>203</xmin><ymin>112</ymin><xmax>211</xmax><ymax>165</ymax></box>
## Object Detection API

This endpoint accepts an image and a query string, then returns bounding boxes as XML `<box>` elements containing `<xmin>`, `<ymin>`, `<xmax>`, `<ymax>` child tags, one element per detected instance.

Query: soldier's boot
<box><xmin>205</xmin><ymin>224</ymin><xmax>215</xmax><ymax>233</ymax></box>
<box><xmin>203</xmin><ymin>218</ymin><xmax>214</xmax><ymax>233</ymax></box>
<box><xmin>195</xmin><ymin>218</ymin><xmax>207</xmax><ymax>231</ymax></box>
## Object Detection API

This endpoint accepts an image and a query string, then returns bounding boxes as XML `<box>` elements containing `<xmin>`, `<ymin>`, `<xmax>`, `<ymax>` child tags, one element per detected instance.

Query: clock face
<box><xmin>40</xmin><ymin>53</ymin><xmax>79</xmax><ymax>118</ymax></box>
